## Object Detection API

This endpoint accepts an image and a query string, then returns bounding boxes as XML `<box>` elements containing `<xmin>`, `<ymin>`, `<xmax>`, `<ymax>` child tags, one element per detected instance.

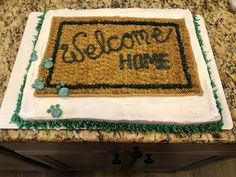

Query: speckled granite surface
<box><xmin>0</xmin><ymin>0</ymin><xmax>235</xmax><ymax>143</ymax></box>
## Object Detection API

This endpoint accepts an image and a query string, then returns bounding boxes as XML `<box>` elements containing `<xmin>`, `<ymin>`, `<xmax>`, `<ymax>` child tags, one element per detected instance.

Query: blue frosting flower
<box><xmin>47</xmin><ymin>104</ymin><xmax>62</xmax><ymax>118</ymax></box>
<box><xmin>30</xmin><ymin>50</ymin><xmax>38</xmax><ymax>61</ymax></box>
<box><xmin>51</xmin><ymin>82</ymin><xmax>68</xmax><ymax>95</ymax></box>
<box><xmin>32</xmin><ymin>79</ymin><xmax>44</xmax><ymax>90</ymax></box>
<box><xmin>59</xmin><ymin>82</ymin><xmax>65</xmax><ymax>87</ymax></box>
<box><xmin>43</xmin><ymin>57</ymin><xmax>53</xmax><ymax>69</ymax></box>
<box><xmin>59</xmin><ymin>87</ymin><xmax>70</xmax><ymax>97</ymax></box>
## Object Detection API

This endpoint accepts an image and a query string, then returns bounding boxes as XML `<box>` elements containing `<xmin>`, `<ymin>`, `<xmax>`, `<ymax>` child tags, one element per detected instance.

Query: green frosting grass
<box><xmin>10</xmin><ymin>13</ymin><xmax>223</xmax><ymax>133</ymax></box>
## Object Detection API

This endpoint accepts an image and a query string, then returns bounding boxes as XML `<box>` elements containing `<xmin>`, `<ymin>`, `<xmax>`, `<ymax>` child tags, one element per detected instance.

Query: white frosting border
<box><xmin>19</xmin><ymin>8</ymin><xmax>220</xmax><ymax>124</ymax></box>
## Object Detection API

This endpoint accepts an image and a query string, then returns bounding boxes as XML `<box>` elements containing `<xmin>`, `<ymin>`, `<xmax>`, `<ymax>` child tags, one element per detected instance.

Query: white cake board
<box><xmin>0</xmin><ymin>12</ymin><xmax>233</xmax><ymax>130</ymax></box>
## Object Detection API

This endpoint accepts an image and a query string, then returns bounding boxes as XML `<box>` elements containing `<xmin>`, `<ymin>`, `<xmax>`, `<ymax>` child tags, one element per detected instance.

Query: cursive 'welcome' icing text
<box><xmin>60</xmin><ymin>27</ymin><xmax>173</xmax><ymax>64</ymax></box>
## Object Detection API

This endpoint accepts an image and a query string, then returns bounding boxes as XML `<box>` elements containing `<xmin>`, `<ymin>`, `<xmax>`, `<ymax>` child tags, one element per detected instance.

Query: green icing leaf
<box><xmin>51</xmin><ymin>88</ymin><xmax>58</xmax><ymax>94</ymax></box>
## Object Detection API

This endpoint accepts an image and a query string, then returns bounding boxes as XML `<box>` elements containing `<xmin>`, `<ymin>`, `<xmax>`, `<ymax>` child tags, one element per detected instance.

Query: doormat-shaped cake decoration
<box><xmin>35</xmin><ymin>16</ymin><xmax>202</xmax><ymax>97</ymax></box>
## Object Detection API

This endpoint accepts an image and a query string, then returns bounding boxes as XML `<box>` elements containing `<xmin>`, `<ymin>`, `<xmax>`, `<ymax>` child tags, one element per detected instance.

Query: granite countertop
<box><xmin>0</xmin><ymin>0</ymin><xmax>235</xmax><ymax>143</ymax></box>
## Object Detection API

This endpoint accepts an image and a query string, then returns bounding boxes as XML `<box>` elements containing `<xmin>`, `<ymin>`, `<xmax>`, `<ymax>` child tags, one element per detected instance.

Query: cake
<box><xmin>4</xmin><ymin>9</ymin><xmax>232</xmax><ymax>132</ymax></box>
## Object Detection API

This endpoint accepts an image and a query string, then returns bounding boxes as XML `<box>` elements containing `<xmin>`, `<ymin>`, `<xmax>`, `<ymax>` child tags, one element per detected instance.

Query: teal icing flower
<box><xmin>30</xmin><ymin>50</ymin><xmax>38</xmax><ymax>61</ymax></box>
<box><xmin>32</xmin><ymin>79</ymin><xmax>44</xmax><ymax>90</ymax></box>
<box><xmin>59</xmin><ymin>87</ymin><xmax>70</xmax><ymax>97</ymax></box>
<box><xmin>56</xmin><ymin>84</ymin><xmax>61</xmax><ymax>89</ymax></box>
<box><xmin>59</xmin><ymin>82</ymin><xmax>65</xmax><ymax>87</ymax></box>
<box><xmin>43</xmin><ymin>57</ymin><xmax>53</xmax><ymax>69</ymax></box>
<box><xmin>47</xmin><ymin>104</ymin><xmax>62</xmax><ymax>118</ymax></box>
<box><xmin>51</xmin><ymin>82</ymin><xmax>67</xmax><ymax>95</ymax></box>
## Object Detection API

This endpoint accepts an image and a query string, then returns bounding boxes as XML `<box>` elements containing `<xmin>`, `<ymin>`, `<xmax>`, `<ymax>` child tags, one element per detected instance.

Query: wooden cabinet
<box><xmin>0</xmin><ymin>147</ymin><xmax>51</xmax><ymax>170</ymax></box>
<box><xmin>132</xmin><ymin>153</ymin><xmax>218</xmax><ymax>172</ymax></box>
<box><xmin>1</xmin><ymin>143</ymin><xmax>235</xmax><ymax>172</ymax></box>
<box><xmin>27</xmin><ymin>151</ymin><xmax>120</xmax><ymax>171</ymax></box>
<box><xmin>0</xmin><ymin>153</ymin><xmax>35</xmax><ymax>170</ymax></box>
